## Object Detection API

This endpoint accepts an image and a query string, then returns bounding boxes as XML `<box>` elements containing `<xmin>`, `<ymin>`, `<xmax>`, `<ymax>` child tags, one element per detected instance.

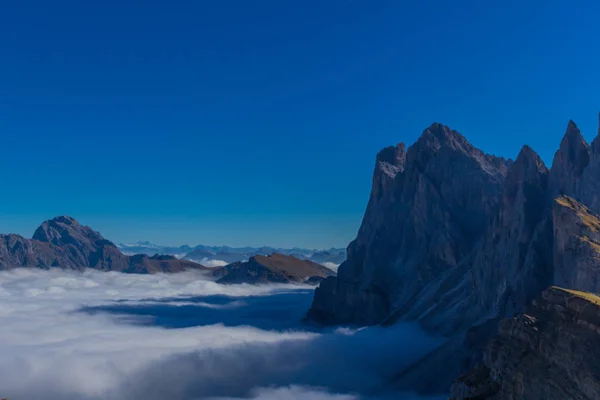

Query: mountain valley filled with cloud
<box><xmin>0</xmin><ymin>269</ymin><xmax>444</xmax><ymax>400</ymax></box>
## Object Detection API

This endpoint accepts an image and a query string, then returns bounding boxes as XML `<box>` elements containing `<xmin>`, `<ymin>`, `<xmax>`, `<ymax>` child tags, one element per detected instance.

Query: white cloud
<box><xmin>207</xmin><ymin>385</ymin><xmax>358</xmax><ymax>400</ymax></box>
<box><xmin>198</xmin><ymin>258</ymin><xmax>229</xmax><ymax>268</ymax></box>
<box><xmin>0</xmin><ymin>269</ymin><xmax>445</xmax><ymax>400</ymax></box>
<box><xmin>323</xmin><ymin>262</ymin><xmax>340</xmax><ymax>272</ymax></box>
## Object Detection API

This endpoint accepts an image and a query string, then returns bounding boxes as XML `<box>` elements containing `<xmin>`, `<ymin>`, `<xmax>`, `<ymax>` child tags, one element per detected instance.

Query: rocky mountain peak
<box><xmin>52</xmin><ymin>216</ymin><xmax>79</xmax><ymax>225</ymax></box>
<box><xmin>408</xmin><ymin>123</ymin><xmax>510</xmax><ymax>182</ymax></box>
<box><xmin>216</xmin><ymin>252</ymin><xmax>335</xmax><ymax>284</ymax></box>
<box><xmin>33</xmin><ymin>215</ymin><xmax>111</xmax><ymax>249</ymax></box>
<box><xmin>508</xmin><ymin>145</ymin><xmax>548</xmax><ymax>182</ymax></box>
<box><xmin>417</xmin><ymin>122</ymin><xmax>469</xmax><ymax>152</ymax></box>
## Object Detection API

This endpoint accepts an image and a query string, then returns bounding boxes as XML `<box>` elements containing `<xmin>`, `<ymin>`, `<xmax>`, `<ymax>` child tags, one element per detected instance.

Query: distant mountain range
<box><xmin>0</xmin><ymin>216</ymin><xmax>337</xmax><ymax>283</ymax></box>
<box><xmin>116</xmin><ymin>241</ymin><xmax>346</xmax><ymax>268</ymax></box>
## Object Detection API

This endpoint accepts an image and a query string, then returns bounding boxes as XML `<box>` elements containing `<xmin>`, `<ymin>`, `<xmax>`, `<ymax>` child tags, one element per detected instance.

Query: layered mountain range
<box><xmin>307</xmin><ymin>118</ymin><xmax>600</xmax><ymax>394</ymax></box>
<box><xmin>0</xmin><ymin>216</ymin><xmax>335</xmax><ymax>282</ymax></box>
<box><xmin>117</xmin><ymin>241</ymin><xmax>345</xmax><ymax>267</ymax></box>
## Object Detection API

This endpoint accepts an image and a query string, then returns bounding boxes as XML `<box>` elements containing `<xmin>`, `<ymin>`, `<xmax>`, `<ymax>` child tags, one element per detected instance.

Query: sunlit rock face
<box><xmin>450</xmin><ymin>287</ymin><xmax>600</xmax><ymax>400</ymax></box>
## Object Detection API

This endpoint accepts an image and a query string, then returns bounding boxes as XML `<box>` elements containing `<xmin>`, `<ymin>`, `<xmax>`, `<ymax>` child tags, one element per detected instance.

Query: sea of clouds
<box><xmin>0</xmin><ymin>269</ymin><xmax>446</xmax><ymax>400</ymax></box>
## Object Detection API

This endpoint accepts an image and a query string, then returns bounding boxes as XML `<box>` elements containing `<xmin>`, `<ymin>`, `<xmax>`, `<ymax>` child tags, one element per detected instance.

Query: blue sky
<box><xmin>1</xmin><ymin>0</ymin><xmax>599</xmax><ymax>248</ymax></box>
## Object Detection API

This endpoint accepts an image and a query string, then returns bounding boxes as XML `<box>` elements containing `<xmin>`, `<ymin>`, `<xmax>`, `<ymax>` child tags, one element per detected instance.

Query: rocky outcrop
<box><xmin>0</xmin><ymin>216</ymin><xmax>207</xmax><ymax>273</ymax></box>
<box><xmin>450</xmin><ymin>287</ymin><xmax>600</xmax><ymax>400</ymax></box>
<box><xmin>215</xmin><ymin>253</ymin><xmax>335</xmax><ymax>284</ymax></box>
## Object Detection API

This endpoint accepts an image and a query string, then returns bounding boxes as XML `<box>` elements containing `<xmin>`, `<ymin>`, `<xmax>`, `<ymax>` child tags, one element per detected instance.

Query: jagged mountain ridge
<box><xmin>117</xmin><ymin>241</ymin><xmax>346</xmax><ymax>266</ymax></box>
<box><xmin>308</xmin><ymin>116</ymin><xmax>600</xmax><ymax>393</ymax></box>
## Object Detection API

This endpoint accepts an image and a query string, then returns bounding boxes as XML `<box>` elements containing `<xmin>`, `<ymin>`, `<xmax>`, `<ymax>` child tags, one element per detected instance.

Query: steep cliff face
<box><xmin>309</xmin><ymin>117</ymin><xmax>600</xmax><ymax>395</ymax></box>
<box><xmin>389</xmin><ymin>145</ymin><xmax>553</xmax><ymax>334</ymax></box>
<box><xmin>309</xmin><ymin>119</ymin><xmax>600</xmax><ymax>330</ymax></box>
<box><xmin>309</xmin><ymin>123</ymin><xmax>510</xmax><ymax>325</ymax></box>
<box><xmin>553</xmin><ymin>196</ymin><xmax>600</xmax><ymax>293</ymax></box>
<box><xmin>450</xmin><ymin>287</ymin><xmax>600</xmax><ymax>400</ymax></box>
<box><xmin>449</xmin><ymin>146</ymin><xmax>553</xmax><ymax>330</ymax></box>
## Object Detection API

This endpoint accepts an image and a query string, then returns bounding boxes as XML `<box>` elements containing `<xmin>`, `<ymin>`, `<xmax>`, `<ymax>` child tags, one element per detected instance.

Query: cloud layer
<box><xmin>197</xmin><ymin>257</ymin><xmax>230</xmax><ymax>267</ymax></box>
<box><xmin>0</xmin><ymin>269</ymin><xmax>446</xmax><ymax>400</ymax></box>
<box><xmin>322</xmin><ymin>262</ymin><xmax>340</xmax><ymax>272</ymax></box>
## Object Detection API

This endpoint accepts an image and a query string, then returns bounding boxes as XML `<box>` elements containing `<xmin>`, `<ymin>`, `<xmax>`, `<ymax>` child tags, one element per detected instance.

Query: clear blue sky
<box><xmin>1</xmin><ymin>0</ymin><xmax>599</xmax><ymax>248</ymax></box>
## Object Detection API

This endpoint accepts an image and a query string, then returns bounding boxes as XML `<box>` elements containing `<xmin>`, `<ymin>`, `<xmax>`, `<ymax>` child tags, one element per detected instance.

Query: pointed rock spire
<box><xmin>559</xmin><ymin>121</ymin><xmax>589</xmax><ymax>172</ymax></box>
<box><xmin>549</xmin><ymin>120</ymin><xmax>591</xmax><ymax>195</ymax></box>
<box><xmin>505</xmin><ymin>145</ymin><xmax>548</xmax><ymax>195</ymax></box>
<box><xmin>512</xmin><ymin>145</ymin><xmax>548</xmax><ymax>175</ymax></box>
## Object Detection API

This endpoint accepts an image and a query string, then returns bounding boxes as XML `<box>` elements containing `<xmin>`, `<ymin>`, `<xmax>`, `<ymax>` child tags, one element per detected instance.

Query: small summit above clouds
<box><xmin>214</xmin><ymin>253</ymin><xmax>336</xmax><ymax>285</ymax></box>
<box><xmin>33</xmin><ymin>215</ymin><xmax>111</xmax><ymax>248</ymax></box>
